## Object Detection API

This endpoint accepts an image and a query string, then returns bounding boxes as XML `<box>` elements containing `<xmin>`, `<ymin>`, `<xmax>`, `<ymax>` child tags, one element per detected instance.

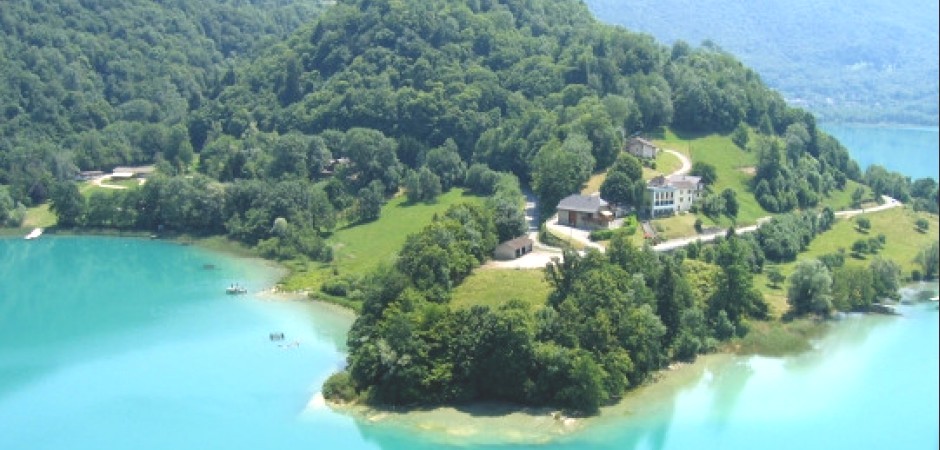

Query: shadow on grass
<box><xmin>669</xmin><ymin>127</ymin><xmax>721</xmax><ymax>141</ymax></box>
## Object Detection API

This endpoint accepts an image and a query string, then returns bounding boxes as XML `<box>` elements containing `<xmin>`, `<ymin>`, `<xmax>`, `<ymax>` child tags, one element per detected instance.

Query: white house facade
<box><xmin>648</xmin><ymin>175</ymin><xmax>703</xmax><ymax>216</ymax></box>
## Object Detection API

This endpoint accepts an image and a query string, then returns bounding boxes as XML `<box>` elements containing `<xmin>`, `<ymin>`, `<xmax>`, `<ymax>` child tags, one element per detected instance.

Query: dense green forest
<box><xmin>2</xmin><ymin>0</ymin><xmax>937</xmax><ymax>414</ymax></box>
<box><xmin>586</xmin><ymin>0</ymin><xmax>940</xmax><ymax>125</ymax></box>
<box><xmin>0</xmin><ymin>0</ymin><xmax>326</xmax><ymax>204</ymax></box>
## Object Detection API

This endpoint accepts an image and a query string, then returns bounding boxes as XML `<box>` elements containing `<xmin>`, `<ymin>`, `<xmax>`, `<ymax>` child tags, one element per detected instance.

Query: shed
<box><xmin>626</xmin><ymin>137</ymin><xmax>660</xmax><ymax>159</ymax></box>
<box><xmin>494</xmin><ymin>236</ymin><xmax>534</xmax><ymax>260</ymax></box>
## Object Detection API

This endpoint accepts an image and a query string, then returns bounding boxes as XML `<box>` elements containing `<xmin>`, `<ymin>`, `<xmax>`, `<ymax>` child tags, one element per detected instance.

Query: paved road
<box><xmin>834</xmin><ymin>195</ymin><xmax>901</xmax><ymax>218</ymax></box>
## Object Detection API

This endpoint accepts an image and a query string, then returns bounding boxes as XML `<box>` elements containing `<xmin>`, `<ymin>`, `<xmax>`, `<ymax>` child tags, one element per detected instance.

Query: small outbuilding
<box><xmin>494</xmin><ymin>236</ymin><xmax>534</xmax><ymax>260</ymax></box>
<box><xmin>626</xmin><ymin>137</ymin><xmax>660</xmax><ymax>159</ymax></box>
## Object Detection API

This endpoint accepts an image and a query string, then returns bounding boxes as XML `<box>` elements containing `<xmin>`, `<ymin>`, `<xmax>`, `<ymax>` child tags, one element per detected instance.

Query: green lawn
<box><xmin>582</xmin><ymin>171</ymin><xmax>607</xmax><ymax>195</ymax></box>
<box><xmin>756</xmin><ymin>207</ymin><xmax>940</xmax><ymax>315</ymax></box>
<box><xmin>800</xmin><ymin>207</ymin><xmax>938</xmax><ymax>274</ymax></box>
<box><xmin>281</xmin><ymin>188</ymin><xmax>484</xmax><ymax>291</ymax></box>
<box><xmin>653</xmin><ymin>129</ymin><xmax>767</xmax><ymax>225</ymax></box>
<box><xmin>22</xmin><ymin>204</ymin><xmax>57</xmax><ymax>228</ymax></box>
<box><xmin>653</xmin><ymin>147</ymin><xmax>684</xmax><ymax>176</ymax></box>
<box><xmin>81</xmin><ymin>179</ymin><xmax>142</xmax><ymax>195</ymax></box>
<box><xmin>652</xmin><ymin>212</ymin><xmax>700</xmax><ymax>240</ymax></box>
<box><xmin>450</xmin><ymin>269</ymin><xmax>552</xmax><ymax>312</ymax></box>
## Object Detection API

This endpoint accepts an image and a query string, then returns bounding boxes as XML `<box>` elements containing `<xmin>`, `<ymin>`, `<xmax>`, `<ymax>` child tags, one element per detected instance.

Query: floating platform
<box><xmin>226</xmin><ymin>285</ymin><xmax>248</xmax><ymax>295</ymax></box>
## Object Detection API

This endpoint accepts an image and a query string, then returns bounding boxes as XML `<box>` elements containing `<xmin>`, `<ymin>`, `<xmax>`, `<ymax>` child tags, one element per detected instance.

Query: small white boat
<box><xmin>24</xmin><ymin>228</ymin><xmax>43</xmax><ymax>240</ymax></box>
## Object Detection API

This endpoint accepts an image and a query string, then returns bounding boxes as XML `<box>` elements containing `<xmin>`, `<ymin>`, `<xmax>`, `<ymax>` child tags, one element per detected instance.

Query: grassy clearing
<box><xmin>544</xmin><ymin>226</ymin><xmax>587</xmax><ymax>251</ymax></box>
<box><xmin>450</xmin><ymin>269</ymin><xmax>552</xmax><ymax>312</ymax></box>
<box><xmin>731</xmin><ymin>318</ymin><xmax>829</xmax><ymax>357</ymax></box>
<box><xmin>79</xmin><ymin>179</ymin><xmax>143</xmax><ymax>196</ymax></box>
<box><xmin>801</xmin><ymin>207</ymin><xmax>938</xmax><ymax>274</ymax></box>
<box><xmin>654</xmin><ymin>148</ymin><xmax>684</xmax><ymax>175</ymax></box>
<box><xmin>582</xmin><ymin>171</ymin><xmax>607</xmax><ymax>195</ymax></box>
<box><xmin>828</xmin><ymin>179</ymin><xmax>872</xmax><ymax>211</ymax></box>
<box><xmin>653</xmin><ymin>129</ymin><xmax>766</xmax><ymax>225</ymax></box>
<box><xmin>280</xmin><ymin>188</ymin><xmax>483</xmax><ymax>291</ymax></box>
<box><xmin>651</xmin><ymin>213</ymin><xmax>700</xmax><ymax>240</ymax></box>
<box><xmin>756</xmin><ymin>207</ymin><xmax>940</xmax><ymax>313</ymax></box>
<box><xmin>22</xmin><ymin>204</ymin><xmax>57</xmax><ymax>228</ymax></box>
<box><xmin>651</xmin><ymin>128</ymin><xmax>869</xmax><ymax>228</ymax></box>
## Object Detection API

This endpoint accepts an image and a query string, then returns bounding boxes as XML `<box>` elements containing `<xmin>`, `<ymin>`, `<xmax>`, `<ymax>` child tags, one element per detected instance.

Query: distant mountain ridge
<box><xmin>586</xmin><ymin>0</ymin><xmax>940</xmax><ymax>126</ymax></box>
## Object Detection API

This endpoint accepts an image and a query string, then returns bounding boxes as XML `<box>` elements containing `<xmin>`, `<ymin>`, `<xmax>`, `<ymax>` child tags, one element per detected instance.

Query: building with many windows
<box><xmin>648</xmin><ymin>174</ymin><xmax>703</xmax><ymax>216</ymax></box>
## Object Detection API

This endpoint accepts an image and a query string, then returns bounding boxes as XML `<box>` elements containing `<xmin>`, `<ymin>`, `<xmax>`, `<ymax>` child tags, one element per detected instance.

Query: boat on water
<box><xmin>24</xmin><ymin>228</ymin><xmax>43</xmax><ymax>240</ymax></box>
<box><xmin>226</xmin><ymin>284</ymin><xmax>248</xmax><ymax>295</ymax></box>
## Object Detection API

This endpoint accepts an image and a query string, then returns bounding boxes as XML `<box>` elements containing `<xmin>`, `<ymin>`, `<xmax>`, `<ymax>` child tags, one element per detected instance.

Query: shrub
<box><xmin>321</xmin><ymin>278</ymin><xmax>352</xmax><ymax>297</ymax></box>
<box><xmin>322</xmin><ymin>372</ymin><xmax>358</xmax><ymax>403</ymax></box>
<box><xmin>589</xmin><ymin>229</ymin><xmax>615</xmax><ymax>241</ymax></box>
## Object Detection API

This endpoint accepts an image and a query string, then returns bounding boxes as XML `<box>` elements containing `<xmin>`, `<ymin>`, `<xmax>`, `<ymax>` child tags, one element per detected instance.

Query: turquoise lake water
<box><xmin>821</xmin><ymin>123</ymin><xmax>939</xmax><ymax>180</ymax></box>
<box><xmin>1</xmin><ymin>236</ymin><xmax>937</xmax><ymax>449</ymax></box>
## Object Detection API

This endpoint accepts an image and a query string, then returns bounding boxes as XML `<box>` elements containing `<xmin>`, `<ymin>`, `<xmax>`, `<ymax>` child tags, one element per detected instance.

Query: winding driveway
<box><xmin>663</xmin><ymin>148</ymin><xmax>692</xmax><ymax>176</ymax></box>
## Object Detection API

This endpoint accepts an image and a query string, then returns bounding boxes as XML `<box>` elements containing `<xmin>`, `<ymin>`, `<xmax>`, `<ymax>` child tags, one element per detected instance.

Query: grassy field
<box><xmin>280</xmin><ymin>188</ymin><xmax>484</xmax><ymax>291</ymax></box>
<box><xmin>80</xmin><ymin>179</ymin><xmax>142</xmax><ymax>195</ymax></box>
<box><xmin>652</xmin><ymin>129</ymin><xmax>767</xmax><ymax>225</ymax></box>
<box><xmin>582</xmin><ymin>171</ymin><xmax>607</xmax><ymax>195</ymax></box>
<box><xmin>730</xmin><ymin>318</ymin><xmax>829</xmax><ymax>357</ymax></box>
<box><xmin>756</xmin><ymin>206</ymin><xmax>940</xmax><ymax>314</ymax></box>
<box><xmin>652</xmin><ymin>212</ymin><xmax>700</xmax><ymax>240</ymax></box>
<box><xmin>22</xmin><ymin>204</ymin><xmax>57</xmax><ymax>229</ymax></box>
<box><xmin>450</xmin><ymin>269</ymin><xmax>552</xmax><ymax>312</ymax></box>
<box><xmin>653</xmin><ymin>147</ymin><xmax>684</xmax><ymax>176</ymax></box>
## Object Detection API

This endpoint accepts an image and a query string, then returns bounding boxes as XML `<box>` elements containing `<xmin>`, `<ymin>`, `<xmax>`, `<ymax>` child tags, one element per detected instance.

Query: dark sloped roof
<box><xmin>629</xmin><ymin>137</ymin><xmax>657</xmax><ymax>148</ymax></box>
<box><xmin>557</xmin><ymin>194</ymin><xmax>609</xmax><ymax>213</ymax></box>
<box><xmin>497</xmin><ymin>236</ymin><xmax>534</xmax><ymax>250</ymax></box>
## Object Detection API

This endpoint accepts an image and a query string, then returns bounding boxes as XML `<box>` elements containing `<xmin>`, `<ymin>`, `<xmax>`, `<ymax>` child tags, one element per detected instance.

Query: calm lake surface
<box><xmin>1</xmin><ymin>236</ymin><xmax>937</xmax><ymax>449</ymax></box>
<box><xmin>821</xmin><ymin>123</ymin><xmax>939</xmax><ymax>180</ymax></box>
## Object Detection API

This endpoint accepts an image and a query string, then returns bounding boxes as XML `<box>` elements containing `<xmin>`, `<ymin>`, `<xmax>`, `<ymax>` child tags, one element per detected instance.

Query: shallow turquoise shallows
<box><xmin>1</xmin><ymin>236</ymin><xmax>937</xmax><ymax>449</ymax></box>
<box><xmin>821</xmin><ymin>124</ymin><xmax>940</xmax><ymax>181</ymax></box>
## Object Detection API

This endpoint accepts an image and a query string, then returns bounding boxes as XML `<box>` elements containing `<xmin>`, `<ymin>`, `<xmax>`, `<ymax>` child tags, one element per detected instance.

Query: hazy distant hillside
<box><xmin>586</xmin><ymin>0</ymin><xmax>939</xmax><ymax>125</ymax></box>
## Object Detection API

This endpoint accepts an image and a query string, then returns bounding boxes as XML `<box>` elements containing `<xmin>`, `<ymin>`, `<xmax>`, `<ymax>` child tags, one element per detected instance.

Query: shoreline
<box><xmin>13</xmin><ymin>231</ymin><xmax>936</xmax><ymax>444</ymax></box>
<box><xmin>310</xmin><ymin>353</ymin><xmax>736</xmax><ymax>446</ymax></box>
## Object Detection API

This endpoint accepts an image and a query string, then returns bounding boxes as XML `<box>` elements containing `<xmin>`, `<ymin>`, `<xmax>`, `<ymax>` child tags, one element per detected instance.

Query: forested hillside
<box><xmin>586</xmin><ymin>0</ymin><xmax>940</xmax><ymax>125</ymax></box>
<box><xmin>199</xmin><ymin>0</ymin><xmax>858</xmax><ymax>217</ymax></box>
<box><xmin>0</xmin><ymin>0</ymin><xmax>325</xmax><ymax>204</ymax></box>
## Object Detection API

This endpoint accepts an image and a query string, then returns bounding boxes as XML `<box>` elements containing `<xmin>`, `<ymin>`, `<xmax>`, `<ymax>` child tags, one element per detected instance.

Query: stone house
<box><xmin>626</xmin><ymin>137</ymin><xmax>660</xmax><ymax>159</ymax></box>
<box><xmin>556</xmin><ymin>194</ymin><xmax>614</xmax><ymax>229</ymax></box>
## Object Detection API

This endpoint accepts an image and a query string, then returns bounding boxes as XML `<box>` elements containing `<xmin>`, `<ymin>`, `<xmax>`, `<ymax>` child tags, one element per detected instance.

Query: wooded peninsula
<box><xmin>1</xmin><ymin>0</ymin><xmax>937</xmax><ymax>415</ymax></box>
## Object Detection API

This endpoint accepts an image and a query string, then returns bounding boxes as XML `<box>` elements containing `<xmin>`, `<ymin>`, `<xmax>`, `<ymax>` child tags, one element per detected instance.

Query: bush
<box><xmin>589</xmin><ymin>229</ymin><xmax>615</xmax><ymax>241</ymax></box>
<box><xmin>322</xmin><ymin>372</ymin><xmax>358</xmax><ymax>403</ymax></box>
<box><xmin>321</xmin><ymin>277</ymin><xmax>352</xmax><ymax>297</ymax></box>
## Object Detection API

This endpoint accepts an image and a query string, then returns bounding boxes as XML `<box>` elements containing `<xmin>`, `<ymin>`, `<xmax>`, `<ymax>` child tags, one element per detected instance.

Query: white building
<box><xmin>648</xmin><ymin>174</ymin><xmax>703</xmax><ymax>217</ymax></box>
